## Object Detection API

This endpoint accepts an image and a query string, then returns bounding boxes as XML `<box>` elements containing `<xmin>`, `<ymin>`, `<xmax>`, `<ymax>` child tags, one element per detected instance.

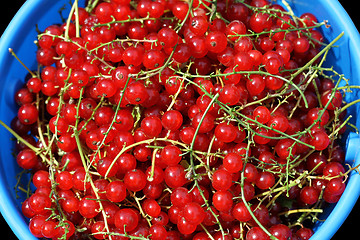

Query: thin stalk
<box><xmin>290</xmin><ymin>32</ymin><xmax>344</xmax><ymax>80</ymax></box>
<box><xmin>8</xmin><ymin>48</ymin><xmax>36</xmax><ymax>77</ymax></box>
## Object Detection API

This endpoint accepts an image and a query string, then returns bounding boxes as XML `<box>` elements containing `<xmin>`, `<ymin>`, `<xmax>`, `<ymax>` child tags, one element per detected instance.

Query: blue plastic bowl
<box><xmin>0</xmin><ymin>0</ymin><xmax>360</xmax><ymax>239</ymax></box>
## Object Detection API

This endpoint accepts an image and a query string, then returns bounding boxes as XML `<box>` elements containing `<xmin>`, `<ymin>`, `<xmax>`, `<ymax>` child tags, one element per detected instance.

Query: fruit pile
<box><xmin>4</xmin><ymin>0</ymin><xmax>355</xmax><ymax>239</ymax></box>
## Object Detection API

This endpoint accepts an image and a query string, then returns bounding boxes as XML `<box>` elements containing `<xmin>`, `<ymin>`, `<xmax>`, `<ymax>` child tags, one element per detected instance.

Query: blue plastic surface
<box><xmin>0</xmin><ymin>0</ymin><xmax>360</xmax><ymax>239</ymax></box>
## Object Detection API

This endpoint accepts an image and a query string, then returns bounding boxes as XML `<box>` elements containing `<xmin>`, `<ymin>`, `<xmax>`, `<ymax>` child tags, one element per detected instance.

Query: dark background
<box><xmin>0</xmin><ymin>0</ymin><xmax>359</xmax><ymax>239</ymax></box>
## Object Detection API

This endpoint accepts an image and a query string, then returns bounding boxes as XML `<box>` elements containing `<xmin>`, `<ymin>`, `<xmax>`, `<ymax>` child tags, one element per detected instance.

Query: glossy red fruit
<box><xmin>124</xmin><ymin>169</ymin><xmax>147</xmax><ymax>192</ymax></box>
<box><xmin>106</xmin><ymin>180</ymin><xmax>127</xmax><ymax>203</ymax></box>
<box><xmin>214</xmin><ymin>122</ymin><xmax>237</xmax><ymax>143</ymax></box>
<box><xmin>212</xmin><ymin>169</ymin><xmax>232</xmax><ymax>191</ymax></box>
<box><xmin>125</xmin><ymin>81</ymin><xmax>149</xmax><ymax>105</ymax></box>
<box><xmin>161</xmin><ymin>145</ymin><xmax>182</xmax><ymax>166</ymax></box>
<box><xmin>232</xmin><ymin>202</ymin><xmax>251</xmax><ymax>222</ymax></box>
<box><xmin>114</xmin><ymin>208</ymin><xmax>139</xmax><ymax>232</ymax></box>
<box><xmin>300</xmin><ymin>186</ymin><xmax>319</xmax><ymax>205</ymax></box>
<box><xmin>212</xmin><ymin>190</ymin><xmax>233</xmax><ymax>212</ymax></box>
<box><xmin>18</xmin><ymin>103</ymin><xmax>38</xmax><ymax>125</ymax></box>
<box><xmin>223</xmin><ymin>152</ymin><xmax>243</xmax><ymax>173</ymax></box>
<box><xmin>183</xmin><ymin>202</ymin><xmax>205</xmax><ymax>225</ymax></box>
<box><xmin>205</xmin><ymin>31</ymin><xmax>227</xmax><ymax>53</ymax></box>
<box><xmin>161</xmin><ymin>110</ymin><xmax>183</xmax><ymax>131</ymax></box>
<box><xmin>79</xmin><ymin>195</ymin><xmax>100</xmax><ymax>218</ymax></box>
<box><xmin>16</xmin><ymin>149</ymin><xmax>38</xmax><ymax>169</ymax></box>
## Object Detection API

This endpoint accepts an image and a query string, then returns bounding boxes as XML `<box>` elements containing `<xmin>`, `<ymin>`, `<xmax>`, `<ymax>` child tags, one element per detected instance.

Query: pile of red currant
<box><xmin>5</xmin><ymin>0</ymin><xmax>355</xmax><ymax>239</ymax></box>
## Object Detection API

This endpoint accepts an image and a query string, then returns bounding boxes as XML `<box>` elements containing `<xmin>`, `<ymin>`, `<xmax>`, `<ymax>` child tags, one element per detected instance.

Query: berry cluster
<box><xmin>3</xmin><ymin>0</ymin><xmax>356</xmax><ymax>240</ymax></box>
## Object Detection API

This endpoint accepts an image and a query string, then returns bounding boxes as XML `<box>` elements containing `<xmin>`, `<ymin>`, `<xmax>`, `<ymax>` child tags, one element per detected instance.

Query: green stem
<box><xmin>240</xmin><ymin>169</ymin><xmax>278</xmax><ymax>240</ymax></box>
<box><xmin>290</xmin><ymin>32</ymin><xmax>344</xmax><ymax>80</ymax></box>
<box><xmin>0</xmin><ymin>120</ymin><xmax>40</xmax><ymax>153</ymax></box>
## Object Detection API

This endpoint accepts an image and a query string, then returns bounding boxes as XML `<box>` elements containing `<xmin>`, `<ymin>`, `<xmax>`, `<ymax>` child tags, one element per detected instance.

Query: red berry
<box><xmin>79</xmin><ymin>195</ymin><xmax>100</xmax><ymax>218</ymax></box>
<box><xmin>114</xmin><ymin>208</ymin><xmax>139</xmax><ymax>232</ymax></box>
<box><xmin>16</xmin><ymin>149</ymin><xmax>38</xmax><ymax>169</ymax></box>
<box><xmin>124</xmin><ymin>169</ymin><xmax>147</xmax><ymax>192</ymax></box>
<box><xmin>161</xmin><ymin>145</ymin><xmax>182</xmax><ymax>166</ymax></box>
<box><xmin>212</xmin><ymin>169</ymin><xmax>232</xmax><ymax>191</ymax></box>
<box><xmin>300</xmin><ymin>186</ymin><xmax>319</xmax><ymax>205</ymax></box>
<box><xmin>18</xmin><ymin>103</ymin><xmax>38</xmax><ymax>125</ymax></box>
<box><xmin>223</xmin><ymin>152</ymin><xmax>243</xmax><ymax>173</ymax></box>
<box><xmin>214</xmin><ymin>122</ymin><xmax>237</xmax><ymax>143</ymax></box>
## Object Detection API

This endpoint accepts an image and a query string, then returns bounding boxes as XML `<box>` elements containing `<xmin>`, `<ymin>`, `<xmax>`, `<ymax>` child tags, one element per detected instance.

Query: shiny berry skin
<box><xmin>124</xmin><ymin>169</ymin><xmax>147</xmax><ymax>192</ymax></box>
<box><xmin>18</xmin><ymin>103</ymin><xmax>38</xmax><ymax>125</ymax></box>
<box><xmin>189</xmin><ymin>16</ymin><xmax>209</xmax><ymax>36</ymax></box>
<box><xmin>57</xmin><ymin>133</ymin><xmax>77</xmax><ymax>152</ymax></box>
<box><xmin>232</xmin><ymin>202</ymin><xmax>251</xmax><ymax>222</ymax></box>
<box><xmin>41</xmin><ymin>220</ymin><xmax>59</xmax><ymax>239</ymax></box>
<box><xmin>172</xmin><ymin>2</ymin><xmax>190</xmax><ymax>21</ymax></box>
<box><xmin>32</xmin><ymin>170</ymin><xmax>51</xmax><ymax>188</ymax></box>
<box><xmin>171</xmin><ymin>187</ymin><xmax>193</xmax><ymax>207</ymax></box>
<box><xmin>55</xmin><ymin>171</ymin><xmax>73</xmax><ymax>190</ymax></box>
<box><xmin>269</xmin><ymin>224</ymin><xmax>292</xmax><ymax>240</ymax></box>
<box><xmin>106</xmin><ymin>180</ymin><xmax>127</xmax><ymax>203</ymax></box>
<box><xmin>226</xmin><ymin>20</ymin><xmax>247</xmax><ymax>41</ymax></box>
<box><xmin>29</xmin><ymin>215</ymin><xmax>47</xmax><ymax>238</ymax></box>
<box><xmin>267</xmin><ymin>114</ymin><xmax>289</xmax><ymax>133</ymax></box>
<box><xmin>249</xmin><ymin>12</ymin><xmax>272</xmax><ymax>33</ymax></box>
<box><xmin>183</xmin><ymin>202</ymin><xmax>205</xmax><ymax>225</ymax></box>
<box><xmin>275</xmin><ymin>139</ymin><xmax>297</xmax><ymax>159</ymax></box>
<box><xmin>205</xmin><ymin>31</ymin><xmax>227</xmax><ymax>53</ymax></box>
<box><xmin>141</xmin><ymin>116</ymin><xmax>163</xmax><ymax>137</ymax></box>
<box><xmin>306</xmin><ymin>108</ymin><xmax>329</xmax><ymax>127</ymax></box>
<box><xmin>212</xmin><ymin>190</ymin><xmax>233</xmax><ymax>212</ymax></box>
<box><xmin>26</xmin><ymin>77</ymin><xmax>42</xmax><ymax>93</ymax></box>
<box><xmin>256</xmin><ymin>171</ymin><xmax>275</xmax><ymax>190</ymax></box>
<box><xmin>227</xmin><ymin>2</ymin><xmax>249</xmax><ymax>22</ymax></box>
<box><xmin>9</xmin><ymin>2</ymin><xmax>353</xmax><ymax>239</ymax></box>
<box><xmin>143</xmin><ymin>49</ymin><xmax>165</xmax><ymax>69</ymax></box>
<box><xmin>296</xmin><ymin>228</ymin><xmax>313</xmax><ymax>240</ymax></box>
<box><xmin>253</xmin><ymin>106</ymin><xmax>271</xmax><ymax>124</ymax></box>
<box><xmin>246</xmin><ymin>74</ymin><xmax>265</xmax><ymax>96</ymax></box>
<box><xmin>323</xmin><ymin>162</ymin><xmax>345</xmax><ymax>178</ymax></box>
<box><xmin>114</xmin><ymin>208</ymin><xmax>139</xmax><ymax>232</ymax></box>
<box><xmin>188</xmin><ymin>36</ymin><xmax>208</xmax><ymax>58</ymax></box>
<box><xmin>300</xmin><ymin>186</ymin><xmax>319</xmax><ymax>205</ymax></box>
<box><xmin>325</xmin><ymin>178</ymin><xmax>345</xmax><ymax>196</ymax></box>
<box><xmin>97</xmin><ymin>157</ymin><xmax>119</xmax><ymax>177</ymax></box>
<box><xmin>191</xmin><ymin>112</ymin><xmax>215</xmax><ymax>133</ymax></box>
<box><xmin>125</xmin><ymin>81</ymin><xmax>149</xmax><ymax>105</ymax></box>
<box><xmin>309</xmin><ymin>130</ymin><xmax>330</xmax><ymax>151</ymax></box>
<box><xmin>16</xmin><ymin>149</ymin><xmax>38</xmax><ymax>169</ymax></box>
<box><xmin>173</xmin><ymin>43</ymin><xmax>192</xmax><ymax>63</ymax></box>
<box><xmin>157</xmin><ymin>27</ymin><xmax>178</xmax><ymax>48</ymax></box>
<box><xmin>293</xmin><ymin>37</ymin><xmax>310</xmax><ymax>53</ymax></box>
<box><xmin>265</xmin><ymin>57</ymin><xmax>282</xmax><ymax>74</ymax></box>
<box><xmin>28</xmin><ymin>193</ymin><xmax>52</xmax><ymax>214</ymax></box>
<box><xmin>321</xmin><ymin>89</ymin><xmax>343</xmax><ymax>110</ymax></box>
<box><xmin>223</xmin><ymin>152</ymin><xmax>243</xmax><ymax>173</ymax></box>
<box><xmin>214</xmin><ymin>122</ymin><xmax>237</xmax><ymax>143</ymax></box>
<box><xmin>212</xmin><ymin>169</ymin><xmax>232</xmax><ymax>191</ymax></box>
<box><xmin>246</xmin><ymin>226</ymin><xmax>270</xmax><ymax>240</ymax></box>
<box><xmin>164</xmin><ymin>164</ymin><xmax>187</xmax><ymax>188</ymax></box>
<box><xmin>161</xmin><ymin>110</ymin><xmax>183</xmax><ymax>131</ymax></box>
<box><xmin>36</xmin><ymin>48</ymin><xmax>57</xmax><ymax>66</ymax></box>
<box><xmin>114</xmin><ymin>109</ymin><xmax>134</xmax><ymax>132</ymax></box>
<box><xmin>218</xmin><ymin>84</ymin><xmax>241</xmax><ymax>106</ymax></box>
<box><xmin>79</xmin><ymin>195</ymin><xmax>100</xmax><ymax>218</ymax></box>
<box><xmin>122</xmin><ymin>46</ymin><xmax>144</xmax><ymax>67</ymax></box>
<box><xmin>143</xmin><ymin>199</ymin><xmax>161</xmax><ymax>217</ymax></box>
<box><xmin>161</xmin><ymin>145</ymin><xmax>182</xmax><ymax>166</ymax></box>
<box><xmin>149</xmin><ymin>224</ymin><xmax>168</xmax><ymax>240</ymax></box>
<box><xmin>234</xmin><ymin>52</ymin><xmax>254</xmax><ymax>72</ymax></box>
